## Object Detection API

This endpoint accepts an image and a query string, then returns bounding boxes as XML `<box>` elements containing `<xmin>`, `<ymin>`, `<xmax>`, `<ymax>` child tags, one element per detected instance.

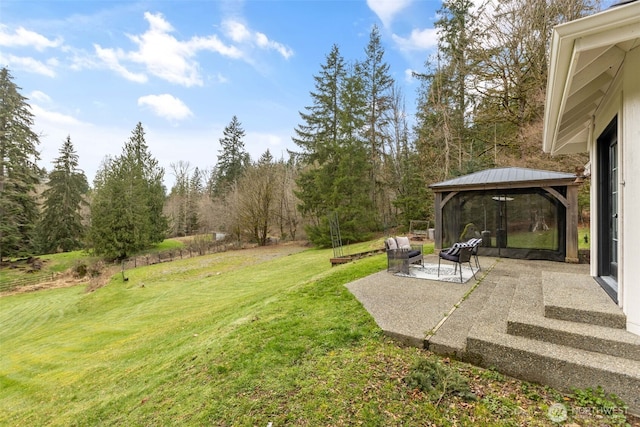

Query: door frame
<box><xmin>596</xmin><ymin>116</ymin><xmax>619</xmax><ymax>303</ymax></box>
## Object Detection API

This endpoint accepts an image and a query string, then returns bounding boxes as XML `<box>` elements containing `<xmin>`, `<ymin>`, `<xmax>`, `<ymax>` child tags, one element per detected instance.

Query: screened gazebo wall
<box><xmin>430</xmin><ymin>168</ymin><xmax>580</xmax><ymax>262</ymax></box>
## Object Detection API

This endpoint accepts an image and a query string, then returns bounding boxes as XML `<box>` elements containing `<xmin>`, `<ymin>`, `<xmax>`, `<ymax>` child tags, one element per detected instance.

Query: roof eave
<box><xmin>543</xmin><ymin>1</ymin><xmax>640</xmax><ymax>155</ymax></box>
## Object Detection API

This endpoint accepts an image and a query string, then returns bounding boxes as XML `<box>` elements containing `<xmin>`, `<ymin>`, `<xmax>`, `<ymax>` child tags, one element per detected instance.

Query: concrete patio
<box><xmin>346</xmin><ymin>254</ymin><xmax>640</xmax><ymax>416</ymax></box>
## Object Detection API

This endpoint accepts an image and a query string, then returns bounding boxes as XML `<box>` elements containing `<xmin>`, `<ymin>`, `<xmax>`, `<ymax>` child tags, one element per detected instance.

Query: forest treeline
<box><xmin>0</xmin><ymin>0</ymin><xmax>596</xmax><ymax>260</ymax></box>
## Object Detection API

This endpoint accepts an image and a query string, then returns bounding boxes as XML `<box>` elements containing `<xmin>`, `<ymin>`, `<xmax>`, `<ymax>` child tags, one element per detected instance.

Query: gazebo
<box><xmin>429</xmin><ymin>167</ymin><xmax>580</xmax><ymax>262</ymax></box>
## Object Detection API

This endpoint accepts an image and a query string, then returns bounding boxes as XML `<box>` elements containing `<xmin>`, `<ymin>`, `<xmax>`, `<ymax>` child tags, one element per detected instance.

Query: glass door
<box><xmin>597</xmin><ymin>117</ymin><xmax>618</xmax><ymax>302</ymax></box>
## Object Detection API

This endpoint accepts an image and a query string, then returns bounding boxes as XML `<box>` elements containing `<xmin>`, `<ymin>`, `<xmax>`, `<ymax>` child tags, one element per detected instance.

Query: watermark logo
<box><xmin>548</xmin><ymin>403</ymin><xmax>568</xmax><ymax>423</ymax></box>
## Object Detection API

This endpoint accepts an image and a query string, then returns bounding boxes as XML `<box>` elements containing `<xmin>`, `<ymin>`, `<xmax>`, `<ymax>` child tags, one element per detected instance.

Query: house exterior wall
<box><xmin>621</xmin><ymin>47</ymin><xmax>640</xmax><ymax>335</ymax></box>
<box><xmin>590</xmin><ymin>46</ymin><xmax>640</xmax><ymax>335</ymax></box>
<box><xmin>590</xmin><ymin>70</ymin><xmax>621</xmax><ymax>282</ymax></box>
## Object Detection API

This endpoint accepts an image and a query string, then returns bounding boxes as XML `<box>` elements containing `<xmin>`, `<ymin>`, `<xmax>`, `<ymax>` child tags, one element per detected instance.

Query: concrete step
<box><xmin>507</xmin><ymin>272</ymin><xmax>640</xmax><ymax>361</ymax></box>
<box><xmin>463</xmin><ymin>263</ymin><xmax>640</xmax><ymax>416</ymax></box>
<box><xmin>426</xmin><ymin>262</ymin><xmax>499</xmax><ymax>356</ymax></box>
<box><xmin>463</xmin><ymin>273</ymin><xmax>519</xmax><ymax>364</ymax></box>
<box><xmin>542</xmin><ymin>271</ymin><xmax>627</xmax><ymax>329</ymax></box>
<box><xmin>465</xmin><ymin>329</ymin><xmax>640</xmax><ymax>416</ymax></box>
<box><xmin>507</xmin><ymin>317</ymin><xmax>640</xmax><ymax>361</ymax></box>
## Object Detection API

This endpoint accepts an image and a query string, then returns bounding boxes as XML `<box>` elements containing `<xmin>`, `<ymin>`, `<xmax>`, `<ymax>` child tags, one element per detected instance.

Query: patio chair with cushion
<box><xmin>465</xmin><ymin>237</ymin><xmax>482</xmax><ymax>270</ymax></box>
<box><xmin>438</xmin><ymin>241</ymin><xmax>477</xmax><ymax>283</ymax></box>
<box><xmin>385</xmin><ymin>236</ymin><xmax>423</xmax><ymax>274</ymax></box>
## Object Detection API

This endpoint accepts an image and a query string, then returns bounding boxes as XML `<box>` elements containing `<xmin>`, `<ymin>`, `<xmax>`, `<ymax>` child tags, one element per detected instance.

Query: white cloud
<box><xmin>392</xmin><ymin>27</ymin><xmax>438</xmax><ymax>52</ymax></box>
<box><xmin>251</xmin><ymin>131</ymin><xmax>283</xmax><ymax>147</ymax></box>
<box><xmin>30</xmin><ymin>90</ymin><xmax>52</xmax><ymax>104</ymax></box>
<box><xmin>0</xmin><ymin>53</ymin><xmax>57</xmax><ymax>77</ymax></box>
<box><xmin>366</xmin><ymin>0</ymin><xmax>413</xmax><ymax>27</ymax></box>
<box><xmin>223</xmin><ymin>20</ymin><xmax>252</xmax><ymax>43</ymax></box>
<box><xmin>222</xmin><ymin>19</ymin><xmax>293</xmax><ymax>59</ymax></box>
<box><xmin>0</xmin><ymin>25</ymin><xmax>63</xmax><ymax>51</ymax></box>
<box><xmin>31</xmin><ymin>104</ymin><xmax>85</xmax><ymax>126</ymax></box>
<box><xmin>32</xmin><ymin>116</ymin><xmax>122</xmax><ymax>180</ymax></box>
<box><xmin>404</xmin><ymin>68</ymin><xmax>416</xmax><ymax>83</ymax></box>
<box><xmin>93</xmin><ymin>12</ymin><xmax>292</xmax><ymax>86</ymax></box>
<box><xmin>107</xmin><ymin>12</ymin><xmax>243</xmax><ymax>87</ymax></box>
<box><xmin>210</xmin><ymin>73</ymin><xmax>229</xmax><ymax>84</ymax></box>
<box><xmin>94</xmin><ymin>44</ymin><xmax>148</xmax><ymax>83</ymax></box>
<box><xmin>255</xmin><ymin>32</ymin><xmax>293</xmax><ymax>59</ymax></box>
<box><xmin>138</xmin><ymin>94</ymin><xmax>193</xmax><ymax>121</ymax></box>
<box><xmin>126</xmin><ymin>12</ymin><xmax>204</xmax><ymax>86</ymax></box>
<box><xmin>68</xmin><ymin>48</ymin><xmax>99</xmax><ymax>71</ymax></box>
<box><xmin>189</xmin><ymin>35</ymin><xmax>244</xmax><ymax>59</ymax></box>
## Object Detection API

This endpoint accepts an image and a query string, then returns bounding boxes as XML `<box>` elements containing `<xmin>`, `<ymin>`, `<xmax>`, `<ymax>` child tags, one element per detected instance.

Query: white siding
<box><xmin>622</xmin><ymin>47</ymin><xmax>640</xmax><ymax>335</ymax></box>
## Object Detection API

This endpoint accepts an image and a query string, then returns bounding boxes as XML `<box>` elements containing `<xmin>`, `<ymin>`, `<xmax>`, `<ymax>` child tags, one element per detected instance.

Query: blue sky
<box><xmin>2</xmin><ymin>1</ymin><xmax>446</xmax><ymax>187</ymax></box>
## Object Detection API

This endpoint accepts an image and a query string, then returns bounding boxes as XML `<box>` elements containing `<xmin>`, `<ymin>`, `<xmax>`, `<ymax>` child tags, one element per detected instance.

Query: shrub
<box><xmin>73</xmin><ymin>262</ymin><xmax>88</xmax><ymax>278</ymax></box>
<box><xmin>404</xmin><ymin>358</ymin><xmax>476</xmax><ymax>403</ymax></box>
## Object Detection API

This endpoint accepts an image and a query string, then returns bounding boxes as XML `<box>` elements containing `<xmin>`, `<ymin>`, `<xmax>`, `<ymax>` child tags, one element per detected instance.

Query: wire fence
<box><xmin>118</xmin><ymin>240</ymin><xmax>240</xmax><ymax>271</ymax></box>
<box><xmin>0</xmin><ymin>272</ymin><xmax>57</xmax><ymax>293</ymax></box>
<box><xmin>1</xmin><ymin>239</ymin><xmax>243</xmax><ymax>294</ymax></box>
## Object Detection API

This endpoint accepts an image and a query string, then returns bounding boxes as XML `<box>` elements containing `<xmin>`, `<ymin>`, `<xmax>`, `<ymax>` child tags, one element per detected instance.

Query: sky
<box><xmin>0</xmin><ymin>0</ymin><xmax>446</xmax><ymax>188</ymax></box>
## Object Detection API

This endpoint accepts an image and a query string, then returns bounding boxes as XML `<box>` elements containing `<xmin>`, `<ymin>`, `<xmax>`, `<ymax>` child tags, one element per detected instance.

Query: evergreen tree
<box><xmin>90</xmin><ymin>156</ymin><xmax>133</xmax><ymax>259</ymax></box>
<box><xmin>0</xmin><ymin>67</ymin><xmax>42</xmax><ymax>258</ymax></box>
<box><xmin>36</xmin><ymin>136</ymin><xmax>88</xmax><ymax>253</ymax></box>
<box><xmin>293</xmin><ymin>44</ymin><xmax>344</xmax><ymax>241</ymax></box>
<box><xmin>293</xmin><ymin>45</ymin><xmax>376</xmax><ymax>246</ymax></box>
<box><xmin>435</xmin><ymin>0</ymin><xmax>477</xmax><ymax>175</ymax></box>
<box><xmin>168</xmin><ymin>161</ymin><xmax>191</xmax><ymax>237</ymax></box>
<box><xmin>89</xmin><ymin>123</ymin><xmax>167</xmax><ymax>259</ymax></box>
<box><xmin>413</xmin><ymin>0</ymin><xmax>598</xmax><ymax>181</ymax></box>
<box><xmin>293</xmin><ymin>44</ymin><xmax>345</xmax><ymax>166</ymax></box>
<box><xmin>386</xmin><ymin>85</ymin><xmax>430</xmax><ymax>230</ymax></box>
<box><xmin>123</xmin><ymin>122</ymin><xmax>167</xmax><ymax>245</ymax></box>
<box><xmin>214</xmin><ymin>115</ymin><xmax>249</xmax><ymax>196</ymax></box>
<box><xmin>186</xmin><ymin>167</ymin><xmax>202</xmax><ymax>235</ymax></box>
<box><xmin>362</xmin><ymin>25</ymin><xmax>394</xmax><ymax>216</ymax></box>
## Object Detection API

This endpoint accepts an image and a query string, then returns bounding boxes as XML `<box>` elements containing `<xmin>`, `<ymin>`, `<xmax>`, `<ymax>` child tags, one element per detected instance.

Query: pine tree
<box><xmin>36</xmin><ymin>136</ymin><xmax>88</xmax><ymax>253</ymax></box>
<box><xmin>293</xmin><ymin>44</ymin><xmax>346</xmax><ymax>226</ymax></box>
<box><xmin>386</xmin><ymin>85</ymin><xmax>430</xmax><ymax>229</ymax></box>
<box><xmin>293</xmin><ymin>45</ymin><xmax>376</xmax><ymax>246</ymax></box>
<box><xmin>186</xmin><ymin>167</ymin><xmax>202</xmax><ymax>235</ymax></box>
<box><xmin>362</xmin><ymin>25</ymin><xmax>394</xmax><ymax>216</ymax></box>
<box><xmin>411</xmin><ymin>0</ymin><xmax>481</xmax><ymax>181</ymax></box>
<box><xmin>168</xmin><ymin>161</ymin><xmax>191</xmax><ymax>237</ymax></box>
<box><xmin>0</xmin><ymin>67</ymin><xmax>42</xmax><ymax>258</ymax></box>
<box><xmin>214</xmin><ymin>116</ymin><xmax>249</xmax><ymax>196</ymax></box>
<box><xmin>293</xmin><ymin>44</ymin><xmax>345</xmax><ymax>166</ymax></box>
<box><xmin>90</xmin><ymin>156</ymin><xmax>129</xmax><ymax>258</ymax></box>
<box><xmin>89</xmin><ymin>123</ymin><xmax>167</xmax><ymax>259</ymax></box>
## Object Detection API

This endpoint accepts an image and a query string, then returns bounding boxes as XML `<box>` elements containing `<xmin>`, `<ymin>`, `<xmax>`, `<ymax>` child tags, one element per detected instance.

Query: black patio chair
<box><xmin>465</xmin><ymin>237</ymin><xmax>482</xmax><ymax>270</ymax></box>
<box><xmin>438</xmin><ymin>242</ymin><xmax>477</xmax><ymax>283</ymax></box>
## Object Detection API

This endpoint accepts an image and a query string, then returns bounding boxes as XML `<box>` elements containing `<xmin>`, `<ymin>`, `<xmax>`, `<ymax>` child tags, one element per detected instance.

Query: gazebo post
<box><xmin>565</xmin><ymin>184</ymin><xmax>580</xmax><ymax>263</ymax></box>
<box><xmin>434</xmin><ymin>192</ymin><xmax>443</xmax><ymax>251</ymax></box>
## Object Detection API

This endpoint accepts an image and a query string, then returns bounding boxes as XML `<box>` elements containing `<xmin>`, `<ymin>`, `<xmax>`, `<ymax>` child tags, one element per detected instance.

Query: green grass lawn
<box><xmin>484</xmin><ymin>227</ymin><xmax>591</xmax><ymax>252</ymax></box>
<box><xmin>579</xmin><ymin>226</ymin><xmax>590</xmax><ymax>250</ymax></box>
<box><xmin>0</xmin><ymin>240</ymin><xmax>631</xmax><ymax>426</ymax></box>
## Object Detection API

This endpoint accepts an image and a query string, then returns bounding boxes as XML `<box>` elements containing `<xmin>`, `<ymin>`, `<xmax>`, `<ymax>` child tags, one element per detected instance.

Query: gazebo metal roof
<box><xmin>429</xmin><ymin>167</ymin><xmax>576</xmax><ymax>191</ymax></box>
